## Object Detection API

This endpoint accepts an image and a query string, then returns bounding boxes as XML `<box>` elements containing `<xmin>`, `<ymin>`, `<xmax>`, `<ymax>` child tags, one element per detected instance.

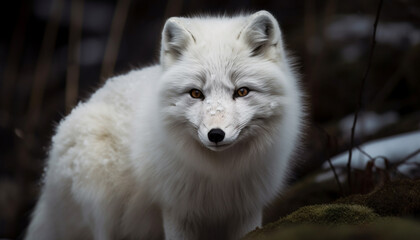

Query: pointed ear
<box><xmin>160</xmin><ymin>17</ymin><xmax>195</xmax><ymax>68</ymax></box>
<box><xmin>239</xmin><ymin>11</ymin><xmax>284</xmax><ymax>57</ymax></box>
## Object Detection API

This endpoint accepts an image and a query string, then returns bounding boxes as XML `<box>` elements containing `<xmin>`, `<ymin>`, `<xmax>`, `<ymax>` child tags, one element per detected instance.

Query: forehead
<box><xmin>184</xmin><ymin>17</ymin><xmax>250</xmax><ymax>61</ymax></box>
<box><xmin>185</xmin><ymin>43</ymin><xmax>253</xmax><ymax>87</ymax></box>
<box><xmin>184</xmin><ymin>16</ymin><xmax>247</xmax><ymax>40</ymax></box>
<box><xmin>186</xmin><ymin>47</ymin><xmax>253</xmax><ymax>89</ymax></box>
<box><xmin>178</xmin><ymin>17</ymin><xmax>261</xmax><ymax>86</ymax></box>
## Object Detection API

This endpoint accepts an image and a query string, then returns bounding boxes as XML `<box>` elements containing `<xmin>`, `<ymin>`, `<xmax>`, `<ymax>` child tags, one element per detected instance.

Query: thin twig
<box><xmin>356</xmin><ymin>146</ymin><xmax>375</xmax><ymax>161</ymax></box>
<box><xmin>100</xmin><ymin>0</ymin><xmax>132</xmax><ymax>82</ymax></box>
<box><xmin>325</xmin><ymin>133</ymin><xmax>343</xmax><ymax>195</ymax></box>
<box><xmin>347</xmin><ymin>0</ymin><xmax>384</xmax><ymax>192</ymax></box>
<box><xmin>66</xmin><ymin>0</ymin><xmax>84</xmax><ymax>113</ymax></box>
<box><xmin>327</xmin><ymin>157</ymin><xmax>343</xmax><ymax>195</ymax></box>
<box><xmin>357</xmin><ymin>146</ymin><xmax>391</xmax><ymax>170</ymax></box>
<box><xmin>395</xmin><ymin>147</ymin><xmax>420</xmax><ymax>166</ymax></box>
<box><xmin>316</xmin><ymin>125</ymin><xmax>343</xmax><ymax>195</ymax></box>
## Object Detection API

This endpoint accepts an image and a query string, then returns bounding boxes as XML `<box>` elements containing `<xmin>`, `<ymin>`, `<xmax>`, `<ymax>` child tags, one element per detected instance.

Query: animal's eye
<box><xmin>189</xmin><ymin>89</ymin><xmax>204</xmax><ymax>99</ymax></box>
<box><xmin>235</xmin><ymin>87</ymin><xmax>250</xmax><ymax>98</ymax></box>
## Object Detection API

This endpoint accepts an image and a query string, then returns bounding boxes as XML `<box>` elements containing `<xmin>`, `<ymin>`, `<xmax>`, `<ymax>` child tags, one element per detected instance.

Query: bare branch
<box><xmin>316</xmin><ymin>125</ymin><xmax>343</xmax><ymax>195</ymax></box>
<box><xmin>327</xmin><ymin>156</ymin><xmax>343</xmax><ymax>195</ymax></box>
<box><xmin>356</xmin><ymin>146</ymin><xmax>375</xmax><ymax>161</ymax></box>
<box><xmin>347</xmin><ymin>0</ymin><xmax>384</xmax><ymax>192</ymax></box>
<box><xmin>394</xmin><ymin>147</ymin><xmax>420</xmax><ymax>166</ymax></box>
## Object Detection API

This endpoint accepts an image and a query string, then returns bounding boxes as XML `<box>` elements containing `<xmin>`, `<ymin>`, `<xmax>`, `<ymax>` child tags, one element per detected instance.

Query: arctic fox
<box><xmin>25</xmin><ymin>10</ymin><xmax>304</xmax><ymax>240</ymax></box>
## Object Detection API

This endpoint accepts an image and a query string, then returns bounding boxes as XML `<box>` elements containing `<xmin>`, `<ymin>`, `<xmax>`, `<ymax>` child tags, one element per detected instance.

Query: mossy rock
<box><xmin>254</xmin><ymin>178</ymin><xmax>420</xmax><ymax>239</ymax></box>
<box><xmin>276</xmin><ymin>204</ymin><xmax>378</xmax><ymax>226</ymax></box>
<box><xmin>245</xmin><ymin>204</ymin><xmax>420</xmax><ymax>240</ymax></box>
<box><xmin>246</xmin><ymin>204</ymin><xmax>379</xmax><ymax>239</ymax></box>
<box><xmin>336</xmin><ymin>179</ymin><xmax>420</xmax><ymax>217</ymax></box>
<box><xmin>243</xmin><ymin>218</ymin><xmax>420</xmax><ymax>240</ymax></box>
<box><xmin>264</xmin><ymin>170</ymin><xmax>342</xmax><ymax>224</ymax></box>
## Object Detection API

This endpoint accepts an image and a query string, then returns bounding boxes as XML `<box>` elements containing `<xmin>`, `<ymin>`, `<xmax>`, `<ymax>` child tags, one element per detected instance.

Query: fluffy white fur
<box><xmin>25</xmin><ymin>11</ymin><xmax>304</xmax><ymax>240</ymax></box>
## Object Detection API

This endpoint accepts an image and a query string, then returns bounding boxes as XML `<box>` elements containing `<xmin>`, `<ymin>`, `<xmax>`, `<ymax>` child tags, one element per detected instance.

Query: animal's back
<box><xmin>25</xmin><ymin>66</ymin><xmax>162</xmax><ymax>240</ymax></box>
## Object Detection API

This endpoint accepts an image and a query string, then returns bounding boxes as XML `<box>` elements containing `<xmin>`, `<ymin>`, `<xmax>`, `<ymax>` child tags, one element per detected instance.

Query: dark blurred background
<box><xmin>1</xmin><ymin>0</ymin><xmax>420</xmax><ymax>238</ymax></box>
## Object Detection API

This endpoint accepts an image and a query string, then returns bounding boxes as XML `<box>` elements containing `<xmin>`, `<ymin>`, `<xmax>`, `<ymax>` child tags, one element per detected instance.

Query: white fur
<box><xmin>25</xmin><ymin>11</ymin><xmax>304</xmax><ymax>240</ymax></box>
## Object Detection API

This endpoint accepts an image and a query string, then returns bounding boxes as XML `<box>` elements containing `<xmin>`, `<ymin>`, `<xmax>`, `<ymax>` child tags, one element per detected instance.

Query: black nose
<box><xmin>208</xmin><ymin>128</ymin><xmax>225</xmax><ymax>143</ymax></box>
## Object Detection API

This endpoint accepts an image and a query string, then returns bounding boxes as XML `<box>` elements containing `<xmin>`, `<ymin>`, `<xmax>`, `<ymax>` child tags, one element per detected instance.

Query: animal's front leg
<box><xmin>163</xmin><ymin>209</ymin><xmax>262</xmax><ymax>240</ymax></box>
<box><xmin>229</xmin><ymin>210</ymin><xmax>262</xmax><ymax>239</ymax></box>
<box><xmin>163</xmin><ymin>210</ymin><xmax>197</xmax><ymax>240</ymax></box>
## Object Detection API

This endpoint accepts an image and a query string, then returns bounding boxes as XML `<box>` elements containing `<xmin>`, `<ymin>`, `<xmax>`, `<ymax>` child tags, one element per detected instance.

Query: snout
<box><xmin>196</xmin><ymin>98</ymin><xmax>241</xmax><ymax>151</ymax></box>
<box><xmin>197</xmin><ymin>125</ymin><xmax>241</xmax><ymax>152</ymax></box>
<box><xmin>207</xmin><ymin>128</ymin><xmax>225</xmax><ymax>143</ymax></box>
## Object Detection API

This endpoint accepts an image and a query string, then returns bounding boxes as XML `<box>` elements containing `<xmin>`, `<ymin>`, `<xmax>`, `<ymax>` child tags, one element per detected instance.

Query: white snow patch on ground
<box><xmin>323</xmin><ymin>130</ymin><xmax>420</xmax><ymax>177</ymax></box>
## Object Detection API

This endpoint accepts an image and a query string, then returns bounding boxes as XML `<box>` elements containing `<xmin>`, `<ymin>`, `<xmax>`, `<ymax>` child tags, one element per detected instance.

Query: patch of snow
<box><xmin>323</xmin><ymin>130</ymin><xmax>420</xmax><ymax>177</ymax></box>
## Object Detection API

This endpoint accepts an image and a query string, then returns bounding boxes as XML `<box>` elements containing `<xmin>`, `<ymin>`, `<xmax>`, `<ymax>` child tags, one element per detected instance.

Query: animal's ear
<box><xmin>160</xmin><ymin>17</ymin><xmax>195</xmax><ymax>68</ymax></box>
<box><xmin>239</xmin><ymin>11</ymin><xmax>284</xmax><ymax>57</ymax></box>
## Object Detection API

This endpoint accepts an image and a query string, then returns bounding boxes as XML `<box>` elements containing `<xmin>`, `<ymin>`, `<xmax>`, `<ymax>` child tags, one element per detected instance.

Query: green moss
<box><xmin>336</xmin><ymin>179</ymin><xmax>420</xmax><ymax>217</ymax></box>
<box><xmin>243</xmin><ymin>217</ymin><xmax>420</xmax><ymax>240</ymax></box>
<box><xmin>264</xmin><ymin>170</ymin><xmax>342</xmax><ymax>224</ymax></box>
<box><xmin>244</xmin><ymin>179</ymin><xmax>420</xmax><ymax>240</ymax></box>
<box><xmin>245</xmin><ymin>204</ymin><xmax>378</xmax><ymax>239</ymax></box>
<box><xmin>276</xmin><ymin>204</ymin><xmax>378</xmax><ymax>226</ymax></box>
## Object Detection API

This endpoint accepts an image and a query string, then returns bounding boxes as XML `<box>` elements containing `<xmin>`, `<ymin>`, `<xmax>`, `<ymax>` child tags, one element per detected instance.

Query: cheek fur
<box><xmin>185</xmin><ymin>103</ymin><xmax>204</xmax><ymax>129</ymax></box>
<box><xmin>235</xmin><ymin>94</ymin><xmax>283</xmax><ymax>129</ymax></box>
<box><xmin>160</xmin><ymin>95</ymin><xmax>191</xmax><ymax>124</ymax></box>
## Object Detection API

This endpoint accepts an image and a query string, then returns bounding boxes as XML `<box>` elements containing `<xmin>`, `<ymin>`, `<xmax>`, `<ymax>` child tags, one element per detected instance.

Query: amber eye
<box><xmin>190</xmin><ymin>89</ymin><xmax>204</xmax><ymax>99</ymax></box>
<box><xmin>235</xmin><ymin>87</ymin><xmax>250</xmax><ymax>97</ymax></box>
